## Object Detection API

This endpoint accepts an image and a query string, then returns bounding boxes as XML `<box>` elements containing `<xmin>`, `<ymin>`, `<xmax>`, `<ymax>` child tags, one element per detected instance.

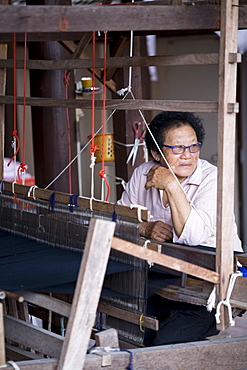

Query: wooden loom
<box><xmin>1</xmin><ymin>0</ymin><xmax>247</xmax><ymax>369</ymax></box>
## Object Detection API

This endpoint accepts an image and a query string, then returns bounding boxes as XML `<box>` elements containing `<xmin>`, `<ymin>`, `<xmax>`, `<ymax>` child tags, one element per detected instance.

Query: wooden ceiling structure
<box><xmin>1</xmin><ymin>0</ymin><xmax>247</xmax><ymax>369</ymax></box>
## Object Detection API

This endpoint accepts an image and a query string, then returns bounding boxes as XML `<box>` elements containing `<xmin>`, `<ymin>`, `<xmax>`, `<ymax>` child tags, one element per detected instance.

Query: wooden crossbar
<box><xmin>1</xmin><ymin>181</ymin><xmax>150</xmax><ymax>222</ymax></box>
<box><xmin>112</xmin><ymin>237</ymin><xmax>220</xmax><ymax>284</ymax></box>
<box><xmin>0</xmin><ymin>95</ymin><xmax>218</xmax><ymax>113</ymax></box>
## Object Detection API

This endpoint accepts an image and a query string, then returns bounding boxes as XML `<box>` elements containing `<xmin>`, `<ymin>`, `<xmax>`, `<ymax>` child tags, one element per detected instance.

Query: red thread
<box><xmin>90</xmin><ymin>31</ymin><xmax>100</xmax><ymax>155</ymax></box>
<box><xmin>99</xmin><ymin>31</ymin><xmax>110</xmax><ymax>201</ymax></box>
<box><xmin>7</xmin><ymin>130</ymin><xmax>20</xmax><ymax>166</ymax></box>
<box><xmin>99</xmin><ymin>169</ymin><xmax>110</xmax><ymax>202</ymax></box>
<box><xmin>63</xmin><ymin>71</ymin><xmax>72</xmax><ymax>194</ymax></box>
<box><xmin>20</xmin><ymin>32</ymin><xmax>27</xmax><ymax>184</ymax></box>
<box><xmin>17</xmin><ymin>162</ymin><xmax>27</xmax><ymax>182</ymax></box>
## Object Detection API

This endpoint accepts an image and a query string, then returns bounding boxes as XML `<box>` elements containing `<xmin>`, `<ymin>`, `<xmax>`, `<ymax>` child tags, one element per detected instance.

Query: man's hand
<box><xmin>139</xmin><ymin>221</ymin><xmax>173</xmax><ymax>242</ymax></box>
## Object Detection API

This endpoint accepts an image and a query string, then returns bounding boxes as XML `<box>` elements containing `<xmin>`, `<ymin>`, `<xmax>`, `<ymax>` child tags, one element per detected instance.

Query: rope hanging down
<box><xmin>17</xmin><ymin>32</ymin><xmax>28</xmax><ymax>184</ymax></box>
<box><xmin>99</xmin><ymin>31</ymin><xmax>110</xmax><ymax>202</ymax></box>
<box><xmin>89</xmin><ymin>31</ymin><xmax>99</xmax><ymax>205</ymax></box>
<box><xmin>64</xmin><ymin>70</ymin><xmax>73</xmax><ymax>194</ymax></box>
<box><xmin>7</xmin><ymin>33</ymin><xmax>20</xmax><ymax>176</ymax></box>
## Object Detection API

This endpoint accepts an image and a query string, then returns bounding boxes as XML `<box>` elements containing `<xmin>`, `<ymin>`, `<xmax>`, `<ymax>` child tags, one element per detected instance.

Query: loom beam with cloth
<box><xmin>1</xmin><ymin>180</ymin><xmax>246</xmax><ymax>350</ymax></box>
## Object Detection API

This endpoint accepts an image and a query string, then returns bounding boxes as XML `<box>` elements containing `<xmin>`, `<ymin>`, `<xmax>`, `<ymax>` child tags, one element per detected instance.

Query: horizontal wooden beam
<box><xmin>3</xmin><ymin>336</ymin><xmax>247</xmax><ymax>369</ymax></box>
<box><xmin>0</xmin><ymin>5</ymin><xmax>222</xmax><ymax>33</ymax></box>
<box><xmin>98</xmin><ymin>303</ymin><xmax>159</xmax><ymax>331</ymax></box>
<box><xmin>112</xmin><ymin>237</ymin><xmax>220</xmax><ymax>284</ymax></box>
<box><xmin>0</xmin><ymin>95</ymin><xmax>218</xmax><ymax>113</ymax></box>
<box><xmin>2</xmin><ymin>181</ymin><xmax>150</xmax><ymax>222</ymax></box>
<box><xmin>0</xmin><ymin>53</ymin><xmax>219</xmax><ymax>70</ymax></box>
<box><xmin>4</xmin><ymin>315</ymin><xmax>63</xmax><ymax>358</ymax></box>
<box><xmin>17</xmin><ymin>291</ymin><xmax>158</xmax><ymax>331</ymax></box>
<box><xmin>18</xmin><ymin>291</ymin><xmax>71</xmax><ymax>318</ymax></box>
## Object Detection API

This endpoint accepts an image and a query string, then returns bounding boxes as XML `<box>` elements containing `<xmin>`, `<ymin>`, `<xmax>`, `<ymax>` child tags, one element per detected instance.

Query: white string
<box><xmin>44</xmin><ymin>94</ymin><xmax>128</xmax><ymax>191</ymax></box>
<box><xmin>12</xmin><ymin>181</ymin><xmax>16</xmax><ymax>195</ymax></box>
<box><xmin>215</xmin><ymin>271</ymin><xmax>243</xmax><ymax>326</ymax></box>
<box><xmin>90</xmin><ymin>153</ymin><xmax>96</xmax><ymax>200</ymax></box>
<box><xmin>142</xmin><ymin>239</ymin><xmax>154</xmax><ymax>268</ymax></box>
<box><xmin>7</xmin><ymin>361</ymin><xmax>21</xmax><ymax>370</ymax></box>
<box><xmin>12</xmin><ymin>136</ymin><xmax>17</xmax><ymax>183</ymax></box>
<box><xmin>27</xmin><ymin>185</ymin><xmax>38</xmax><ymax>200</ymax></box>
<box><xmin>206</xmin><ymin>285</ymin><xmax>216</xmax><ymax>312</ymax></box>
<box><xmin>130</xmin><ymin>204</ymin><xmax>148</xmax><ymax>222</ymax></box>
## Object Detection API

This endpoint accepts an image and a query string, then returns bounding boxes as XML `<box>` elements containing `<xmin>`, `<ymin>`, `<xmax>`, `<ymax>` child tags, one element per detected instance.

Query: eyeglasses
<box><xmin>161</xmin><ymin>142</ymin><xmax>202</xmax><ymax>155</ymax></box>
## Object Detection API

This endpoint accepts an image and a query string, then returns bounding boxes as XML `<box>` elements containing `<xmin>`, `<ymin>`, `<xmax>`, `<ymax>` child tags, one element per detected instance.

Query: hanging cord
<box><xmin>7</xmin><ymin>33</ymin><xmax>20</xmax><ymax>177</ymax></box>
<box><xmin>99</xmin><ymin>30</ymin><xmax>110</xmax><ymax>202</ymax></box>
<box><xmin>116</xmin><ymin>3</ymin><xmax>134</xmax><ymax>97</ymax></box>
<box><xmin>64</xmin><ymin>70</ymin><xmax>73</xmax><ymax>194</ymax></box>
<box><xmin>16</xmin><ymin>32</ymin><xmax>28</xmax><ymax>184</ymax></box>
<box><xmin>89</xmin><ymin>31</ymin><xmax>99</xmax><ymax>206</ymax></box>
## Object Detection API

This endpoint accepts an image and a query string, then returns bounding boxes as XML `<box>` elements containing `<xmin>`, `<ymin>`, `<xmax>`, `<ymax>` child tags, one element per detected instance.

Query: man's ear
<box><xmin>151</xmin><ymin>149</ymin><xmax>160</xmax><ymax>162</ymax></box>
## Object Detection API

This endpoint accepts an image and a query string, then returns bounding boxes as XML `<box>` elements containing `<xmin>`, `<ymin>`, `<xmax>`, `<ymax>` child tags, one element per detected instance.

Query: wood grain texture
<box><xmin>57</xmin><ymin>218</ymin><xmax>115</xmax><ymax>370</ymax></box>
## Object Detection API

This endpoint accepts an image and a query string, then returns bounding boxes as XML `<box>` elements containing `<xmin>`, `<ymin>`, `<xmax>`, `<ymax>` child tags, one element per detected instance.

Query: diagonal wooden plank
<box><xmin>61</xmin><ymin>40</ymin><xmax>116</xmax><ymax>93</ymax></box>
<box><xmin>57</xmin><ymin>218</ymin><xmax>115</xmax><ymax>370</ymax></box>
<box><xmin>107</xmin><ymin>36</ymin><xmax>129</xmax><ymax>80</ymax></box>
<box><xmin>112</xmin><ymin>237</ymin><xmax>220</xmax><ymax>284</ymax></box>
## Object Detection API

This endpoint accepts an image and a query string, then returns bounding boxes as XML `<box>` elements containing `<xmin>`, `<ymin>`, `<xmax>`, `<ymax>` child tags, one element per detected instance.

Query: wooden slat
<box><xmin>57</xmin><ymin>218</ymin><xmax>115</xmax><ymax>370</ymax></box>
<box><xmin>98</xmin><ymin>303</ymin><xmax>159</xmax><ymax>331</ymax></box>
<box><xmin>216</xmin><ymin>0</ymin><xmax>239</xmax><ymax>330</ymax></box>
<box><xmin>18</xmin><ymin>291</ymin><xmax>71</xmax><ymax>318</ymax></box>
<box><xmin>95</xmin><ymin>328</ymin><xmax>119</xmax><ymax>348</ymax></box>
<box><xmin>0</xmin><ymin>5</ymin><xmax>222</xmax><ymax>33</ymax></box>
<box><xmin>5</xmin><ymin>343</ymin><xmax>43</xmax><ymax>362</ymax></box>
<box><xmin>112</xmin><ymin>237</ymin><xmax>220</xmax><ymax>284</ymax></box>
<box><xmin>2</xmin><ymin>180</ymin><xmax>150</xmax><ymax>222</ymax></box>
<box><xmin>0</xmin><ymin>54</ymin><xmax>219</xmax><ymax>70</ymax></box>
<box><xmin>4</xmin><ymin>315</ymin><xmax>63</xmax><ymax>358</ymax></box>
<box><xmin>0</xmin><ymin>95</ymin><xmax>218</xmax><ymax>112</ymax></box>
<box><xmin>160</xmin><ymin>241</ymin><xmax>216</xmax><ymax>270</ymax></box>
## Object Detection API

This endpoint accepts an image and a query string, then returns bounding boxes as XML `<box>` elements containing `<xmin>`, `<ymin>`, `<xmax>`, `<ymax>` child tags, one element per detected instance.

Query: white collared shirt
<box><xmin>118</xmin><ymin>159</ymin><xmax>242</xmax><ymax>252</ymax></box>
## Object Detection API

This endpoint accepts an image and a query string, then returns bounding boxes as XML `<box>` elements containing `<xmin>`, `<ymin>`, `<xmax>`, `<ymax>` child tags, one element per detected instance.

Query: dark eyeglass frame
<box><xmin>161</xmin><ymin>142</ymin><xmax>202</xmax><ymax>155</ymax></box>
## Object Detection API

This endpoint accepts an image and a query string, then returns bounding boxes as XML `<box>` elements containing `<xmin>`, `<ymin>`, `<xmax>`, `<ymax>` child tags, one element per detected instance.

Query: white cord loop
<box><xmin>130</xmin><ymin>204</ymin><xmax>148</xmax><ymax>223</ymax></box>
<box><xmin>215</xmin><ymin>271</ymin><xmax>243</xmax><ymax>326</ymax></box>
<box><xmin>27</xmin><ymin>185</ymin><xmax>38</xmax><ymax>200</ymax></box>
<box><xmin>142</xmin><ymin>239</ymin><xmax>154</xmax><ymax>268</ymax></box>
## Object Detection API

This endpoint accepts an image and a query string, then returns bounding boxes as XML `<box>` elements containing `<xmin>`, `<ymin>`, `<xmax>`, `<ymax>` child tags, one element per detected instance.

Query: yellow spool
<box><xmin>94</xmin><ymin>134</ymin><xmax>115</xmax><ymax>164</ymax></box>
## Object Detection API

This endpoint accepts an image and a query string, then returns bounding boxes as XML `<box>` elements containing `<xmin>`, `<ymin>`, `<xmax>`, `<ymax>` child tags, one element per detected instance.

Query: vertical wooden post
<box><xmin>57</xmin><ymin>218</ymin><xmax>115</xmax><ymax>370</ymax></box>
<box><xmin>0</xmin><ymin>303</ymin><xmax>6</xmax><ymax>367</ymax></box>
<box><xmin>216</xmin><ymin>0</ymin><xmax>239</xmax><ymax>330</ymax></box>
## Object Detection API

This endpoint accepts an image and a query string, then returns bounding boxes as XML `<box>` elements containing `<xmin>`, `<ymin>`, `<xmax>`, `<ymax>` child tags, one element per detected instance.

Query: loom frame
<box><xmin>1</xmin><ymin>0</ymin><xmax>247</xmax><ymax>368</ymax></box>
